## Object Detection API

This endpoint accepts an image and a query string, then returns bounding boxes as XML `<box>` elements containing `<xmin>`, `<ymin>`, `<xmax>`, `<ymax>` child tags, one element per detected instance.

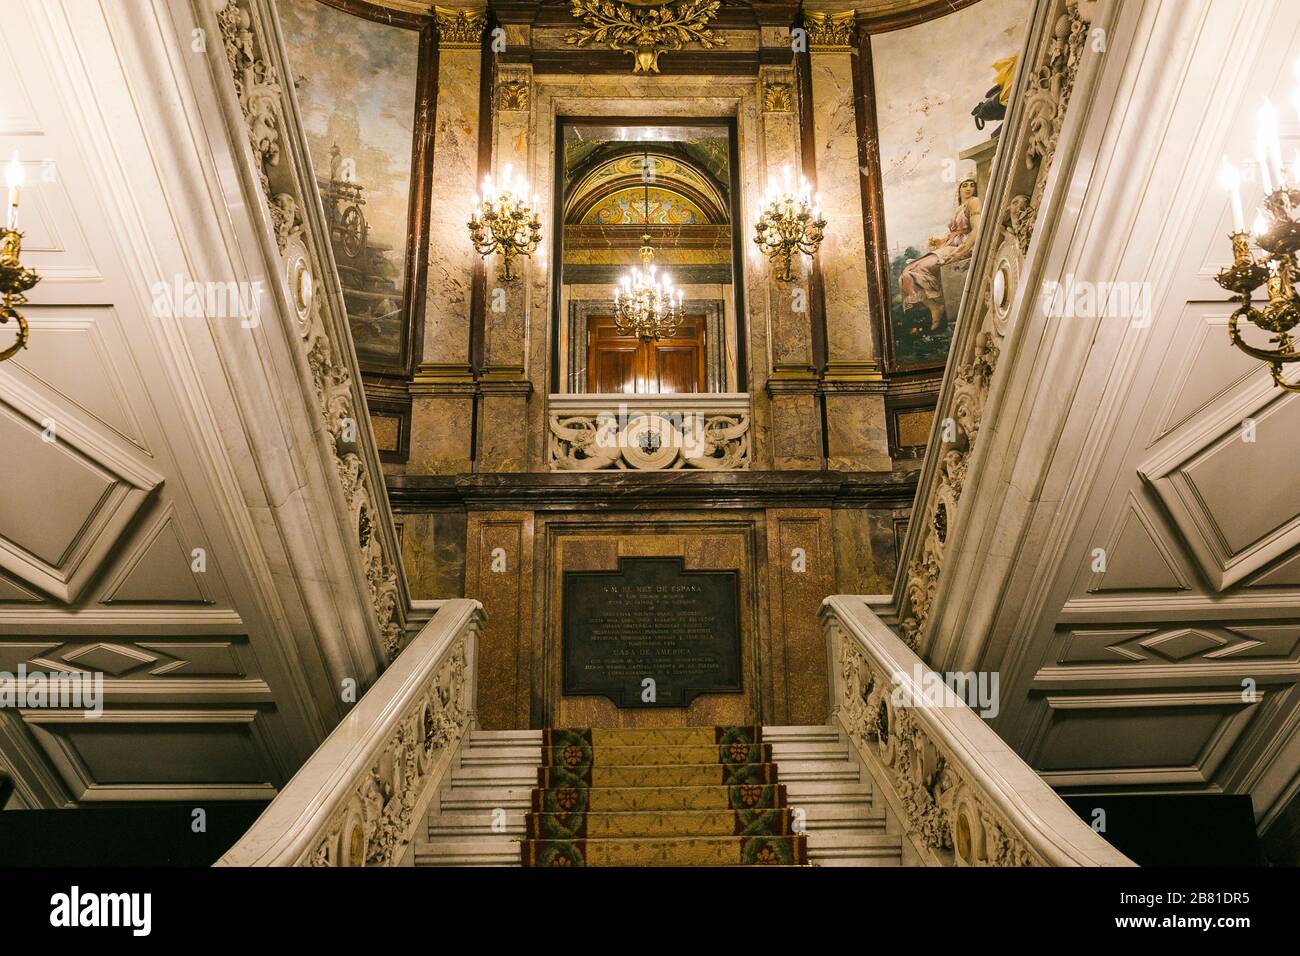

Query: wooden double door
<box><xmin>587</xmin><ymin>315</ymin><xmax>706</xmax><ymax>394</ymax></box>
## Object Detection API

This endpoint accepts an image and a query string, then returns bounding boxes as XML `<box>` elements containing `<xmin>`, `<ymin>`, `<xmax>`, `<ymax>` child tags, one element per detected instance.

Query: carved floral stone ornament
<box><xmin>897</xmin><ymin>0</ymin><xmax>1092</xmax><ymax>652</ymax></box>
<box><xmin>802</xmin><ymin>10</ymin><xmax>855</xmax><ymax>52</ymax></box>
<box><xmin>565</xmin><ymin>0</ymin><xmax>726</xmax><ymax>75</ymax></box>
<box><xmin>434</xmin><ymin>6</ymin><xmax>487</xmax><ymax>48</ymax></box>
<box><xmin>762</xmin><ymin>81</ymin><xmax>792</xmax><ymax>112</ymax></box>
<box><xmin>217</xmin><ymin>0</ymin><xmax>406</xmax><ymax>661</ymax></box>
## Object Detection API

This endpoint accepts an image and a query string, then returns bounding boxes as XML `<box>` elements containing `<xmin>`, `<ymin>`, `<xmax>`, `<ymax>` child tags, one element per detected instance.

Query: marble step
<box><xmin>426</xmin><ymin>801</ymin><xmax>886</xmax><ymax>839</ymax></box>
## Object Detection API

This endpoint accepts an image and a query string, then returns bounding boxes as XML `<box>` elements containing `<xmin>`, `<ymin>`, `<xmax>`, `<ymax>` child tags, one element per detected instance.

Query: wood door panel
<box><xmin>586</xmin><ymin>316</ymin><xmax>706</xmax><ymax>394</ymax></box>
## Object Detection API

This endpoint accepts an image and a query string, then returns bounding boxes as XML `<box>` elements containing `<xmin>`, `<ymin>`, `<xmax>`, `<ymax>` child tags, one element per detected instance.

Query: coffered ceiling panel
<box><xmin>1141</xmin><ymin>395</ymin><xmax>1300</xmax><ymax>590</ymax></box>
<box><xmin>1081</xmin><ymin>494</ymin><xmax>1189</xmax><ymax>593</ymax></box>
<box><xmin>5</xmin><ymin>311</ymin><xmax>147</xmax><ymax>450</ymax></box>
<box><xmin>0</xmin><ymin>396</ymin><xmax>160</xmax><ymax>603</ymax></box>
<box><xmin>1031</xmin><ymin>692</ymin><xmax>1264</xmax><ymax>787</ymax></box>
<box><xmin>0</xmin><ymin>29</ymin><xmax>40</xmax><ymax>135</ymax></box>
<box><xmin>1150</xmin><ymin>310</ymin><xmax>1258</xmax><ymax>445</ymax></box>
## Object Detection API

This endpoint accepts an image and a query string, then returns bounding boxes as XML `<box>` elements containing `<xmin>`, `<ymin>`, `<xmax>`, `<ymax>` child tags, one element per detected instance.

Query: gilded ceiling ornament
<box><xmin>564</xmin><ymin>0</ymin><xmax>726</xmax><ymax>75</ymax></box>
<box><xmin>803</xmin><ymin>10</ymin><xmax>856</xmax><ymax>51</ymax></box>
<box><xmin>434</xmin><ymin>6</ymin><xmax>486</xmax><ymax>48</ymax></box>
<box><xmin>762</xmin><ymin>82</ymin><xmax>792</xmax><ymax>112</ymax></box>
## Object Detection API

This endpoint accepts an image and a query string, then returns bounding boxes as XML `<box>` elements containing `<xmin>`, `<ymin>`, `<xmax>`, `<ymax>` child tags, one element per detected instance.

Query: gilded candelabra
<box><xmin>1</xmin><ymin>153</ymin><xmax>36</xmax><ymax>363</ymax></box>
<box><xmin>754</xmin><ymin>168</ymin><xmax>825</xmax><ymax>282</ymax></box>
<box><xmin>613</xmin><ymin>235</ymin><xmax>684</xmax><ymax>342</ymax></box>
<box><xmin>1217</xmin><ymin>97</ymin><xmax>1300</xmax><ymax>391</ymax></box>
<box><xmin>467</xmin><ymin>166</ymin><xmax>541</xmax><ymax>282</ymax></box>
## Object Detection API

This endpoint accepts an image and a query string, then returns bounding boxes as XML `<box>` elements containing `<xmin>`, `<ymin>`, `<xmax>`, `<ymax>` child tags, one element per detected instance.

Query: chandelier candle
<box><xmin>1215</xmin><ymin>89</ymin><xmax>1300</xmax><ymax>392</ymax></box>
<box><xmin>753</xmin><ymin>165</ymin><xmax>826</xmax><ymax>282</ymax></box>
<box><xmin>467</xmin><ymin>164</ymin><xmax>541</xmax><ymax>282</ymax></box>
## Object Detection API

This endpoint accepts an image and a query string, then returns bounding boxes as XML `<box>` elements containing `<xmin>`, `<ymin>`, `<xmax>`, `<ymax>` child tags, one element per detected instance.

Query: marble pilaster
<box><xmin>807</xmin><ymin>11</ymin><xmax>891</xmax><ymax>471</ymax></box>
<box><xmin>411</xmin><ymin>9</ymin><xmax>485</xmax><ymax>475</ymax></box>
<box><xmin>477</xmin><ymin>66</ymin><xmax>535</xmax><ymax>472</ymax></box>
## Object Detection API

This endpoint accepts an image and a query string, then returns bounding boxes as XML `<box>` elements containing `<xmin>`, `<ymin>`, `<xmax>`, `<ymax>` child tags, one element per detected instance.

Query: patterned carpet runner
<box><xmin>520</xmin><ymin>725</ymin><xmax>808</xmax><ymax>867</ymax></box>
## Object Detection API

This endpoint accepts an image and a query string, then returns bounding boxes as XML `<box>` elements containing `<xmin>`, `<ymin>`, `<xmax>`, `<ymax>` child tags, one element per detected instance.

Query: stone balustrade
<box><xmin>217</xmin><ymin>599</ymin><xmax>483</xmax><ymax>866</ymax></box>
<box><xmin>548</xmin><ymin>393</ymin><xmax>752</xmax><ymax>471</ymax></box>
<box><xmin>823</xmin><ymin>594</ymin><xmax>1132</xmax><ymax>866</ymax></box>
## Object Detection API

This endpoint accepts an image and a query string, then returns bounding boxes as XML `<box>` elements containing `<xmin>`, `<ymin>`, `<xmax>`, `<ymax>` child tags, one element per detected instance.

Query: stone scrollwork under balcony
<box><xmin>548</xmin><ymin>393</ymin><xmax>751</xmax><ymax>471</ymax></box>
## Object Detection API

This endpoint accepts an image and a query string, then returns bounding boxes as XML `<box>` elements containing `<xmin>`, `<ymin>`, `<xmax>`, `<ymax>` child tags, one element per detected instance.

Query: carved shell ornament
<box><xmin>565</xmin><ymin>0</ymin><xmax>726</xmax><ymax>74</ymax></box>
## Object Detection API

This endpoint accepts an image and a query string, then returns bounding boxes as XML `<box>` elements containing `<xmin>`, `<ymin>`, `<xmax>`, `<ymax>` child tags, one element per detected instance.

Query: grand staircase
<box><xmin>414</xmin><ymin>724</ymin><xmax>905</xmax><ymax>866</ymax></box>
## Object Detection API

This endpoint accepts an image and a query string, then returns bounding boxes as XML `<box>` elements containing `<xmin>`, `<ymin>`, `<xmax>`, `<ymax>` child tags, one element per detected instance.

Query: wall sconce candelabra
<box><xmin>612</xmin><ymin>233</ymin><xmax>684</xmax><ymax>342</ymax></box>
<box><xmin>754</xmin><ymin>165</ymin><xmax>824</xmax><ymax>282</ymax></box>
<box><xmin>468</xmin><ymin>165</ymin><xmax>541</xmax><ymax>282</ymax></box>
<box><xmin>1217</xmin><ymin>85</ymin><xmax>1300</xmax><ymax>391</ymax></box>
<box><xmin>1</xmin><ymin>152</ymin><xmax>37</xmax><ymax>363</ymax></box>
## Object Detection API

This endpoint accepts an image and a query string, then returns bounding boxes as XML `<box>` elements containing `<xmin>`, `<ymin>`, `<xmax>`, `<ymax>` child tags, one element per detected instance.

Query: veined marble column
<box><xmin>477</xmin><ymin>65</ymin><xmax>534</xmax><ymax>472</ymax></box>
<box><xmin>409</xmin><ymin>5</ymin><xmax>486</xmax><ymax>475</ymax></box>
<box><xmin>806</xmin><ymin>10</ymin><xmax>890</xmax><ymax>472</ymax></box>
<box><xmin>759</xmin><ymin>61</ymin><xmax>824</xmax><ymax>470</ymax></box>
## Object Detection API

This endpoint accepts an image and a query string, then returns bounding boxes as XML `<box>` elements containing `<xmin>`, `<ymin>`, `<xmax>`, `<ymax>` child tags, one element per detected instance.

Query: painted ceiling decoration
<box><xmin>565</xmin><ymin>151</ymin><xmax>729</xmax><ymax>225</ymax></box>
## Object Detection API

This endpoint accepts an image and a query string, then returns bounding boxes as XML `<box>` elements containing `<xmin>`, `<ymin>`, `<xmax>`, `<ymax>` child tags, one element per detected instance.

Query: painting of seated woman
<box><xmin>870</xmin><ymin>0</ymin><xmax>1030</xmax><ymax>370</ymax></box>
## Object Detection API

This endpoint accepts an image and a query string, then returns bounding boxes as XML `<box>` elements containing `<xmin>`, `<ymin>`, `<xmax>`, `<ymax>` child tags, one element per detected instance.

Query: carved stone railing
<box><xmin>823</xmin><ymin>595</ymin><xmax>1131</xmax><ymax>866</ymax></box>
<box><xmin>217</xmin><ymin>599</ymin><xmax>482</xmax><ymax>866</ymax></box>
<box><xmin>894</xmin><ymin>0</ymin><xmax>1101</xmax><ymax>651</ymax></box>
<box><xmin>201</xmin><ymin>0</ymin><xmax>408</xmax><ymax>660</ymax></box>
<box><xmin>548</xmin><ymin>393</ymin><xmax>751</xmax><ymax>470</ymax></box>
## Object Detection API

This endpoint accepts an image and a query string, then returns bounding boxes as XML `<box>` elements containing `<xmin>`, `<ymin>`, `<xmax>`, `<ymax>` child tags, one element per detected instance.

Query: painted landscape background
<box><xmin>277</xmin><ymin>0</ymin><xmax>419</xmax><ymax>368</ymax></box>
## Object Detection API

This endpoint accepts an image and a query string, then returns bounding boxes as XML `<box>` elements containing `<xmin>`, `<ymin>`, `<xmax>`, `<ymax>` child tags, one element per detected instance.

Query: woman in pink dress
<box><xmin>899</xmin><ymin>177</ymin><xmax>981</xmax><ymax>333</ymax></box>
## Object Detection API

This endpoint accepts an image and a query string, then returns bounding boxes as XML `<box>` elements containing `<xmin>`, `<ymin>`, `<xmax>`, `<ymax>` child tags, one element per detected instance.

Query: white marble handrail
<box><xmin>217</xmin><ymin>599</ymin><xmax>482</xmax><ymax>866</ymax></box>
<box><xmin>823</xmin><ymin>594</ymin><xmax>1133</xmax><ymax>866</ymax></box>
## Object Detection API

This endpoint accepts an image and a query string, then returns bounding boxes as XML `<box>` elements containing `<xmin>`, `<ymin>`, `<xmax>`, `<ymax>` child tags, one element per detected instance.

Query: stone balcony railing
<box><xmin>823</xmin><ymin>595</ymin><xmax>1132</xmax><ymax>866</ymax></box>
<box><xmin>893</xmin><ymin>0</ymin><xmax>1102</xmax><ymax>653</ymax></box>
<box><xmin>217</xmin><ymin>599</ymin><xmax>483</xmax><ymax>866</ymax></box>
<box><xmin>548</xmin><ymin>393</ymin><xmax>752</xmax><ymax>471</ymax></box>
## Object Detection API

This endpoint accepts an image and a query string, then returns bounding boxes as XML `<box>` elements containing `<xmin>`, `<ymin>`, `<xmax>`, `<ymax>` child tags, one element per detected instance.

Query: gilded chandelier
<box><xmin>613</xmin><ymin>234</ymin><xmax>684</xmax><ymax>342</ymax></box>
<box><xmin>1217</xmin><ymin>89</ymin><xmax>1300</xmax><ymax>391</ymax></box>
<box><xmin>1</xmin><ymin>152</ymin><xmax>37</xmax><ymax>363</ymax></box>
<box><xmin>468</xmin><ymin>165</ymin><xmax>541</xmax><ymax>282</ymax></box>
<box><xmin>754</xmin><ymin>166</ymin><xmax>825</xmax><ymax>282</ymax></box>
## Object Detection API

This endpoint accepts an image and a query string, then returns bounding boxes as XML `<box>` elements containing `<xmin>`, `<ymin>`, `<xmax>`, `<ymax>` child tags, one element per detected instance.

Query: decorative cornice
<box><xmin>434</xmin><ymin>6</ymin><xmax>487</xmax><ymax>48</ymax></box>
<box><xmin>803</xmin><ymin>10</ymin><xmax>855</xmax><ymax>51</ymax></box>
<box><xmin>387</xmin><ymin>469</ymin><xmax>919</xmax><ymax>512</ymax></box>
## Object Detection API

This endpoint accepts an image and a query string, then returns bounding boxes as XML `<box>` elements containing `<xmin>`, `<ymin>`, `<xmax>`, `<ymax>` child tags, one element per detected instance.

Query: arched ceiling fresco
<box><xmin>564</xmin><ymin>151</ymin><xmax>729</xmax><ymax>226</ymax></box>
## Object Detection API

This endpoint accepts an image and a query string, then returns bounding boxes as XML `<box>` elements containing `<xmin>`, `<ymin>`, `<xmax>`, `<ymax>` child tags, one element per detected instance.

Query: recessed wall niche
<box><xmin>553</xmin><ymin>120</ymin><xmax>747</xmax><ymax>395</ymax></box>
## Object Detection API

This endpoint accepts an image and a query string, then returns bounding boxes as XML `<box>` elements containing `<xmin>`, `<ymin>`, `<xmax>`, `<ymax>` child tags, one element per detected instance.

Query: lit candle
<box><xmin>1258</xmin><ymin>99</ymin><xmax>1285</xmax><ymax>186</ymax></box>
<box><xmin>1253</xmin><ymin>208</ymin><xmax>1269</xmax><ymax>237</ymax></box>
<box><xmin>1220</xmin><ymin>157</ymin><xmax>1245</xmax><ymax>232</ymax></box>
<box><xmin>5</xmin><ymin>152</ymin><xmax>23</xmax><ymax>231</ymax></box>
<box><xmin>782</xmin><ymin>164</ymin><xmax>792</xmax><ymax>194</ymax></box>
<box><xmin>1257</xmin><ymin>145</ymin><xmax>1273</xmax><ymax>195</ymax></box>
